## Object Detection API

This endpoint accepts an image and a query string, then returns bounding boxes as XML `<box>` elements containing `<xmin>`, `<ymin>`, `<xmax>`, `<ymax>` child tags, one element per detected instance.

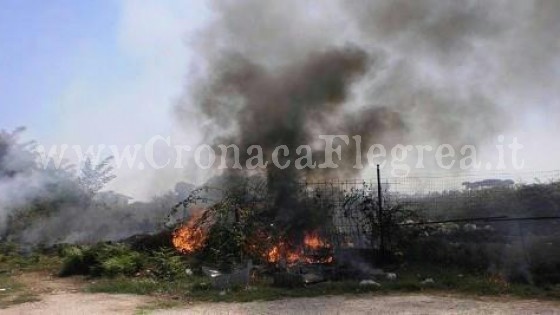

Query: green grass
<box><xmin>0</xmin><ymin>253</ymin><xmax>62</xmax><ymax>273</ymax></box>
<box><xmin>87</xmin><ymin>276</ymin><xmax>387</xmax><ymax>302</ymax></box>
<box><xmin>2</xmin><ymin>244</ymin><xmax>560</xmax><ymax>307</ymax></box>
<box><xmin>85</xmin><ymin>264</ymin><xmax>560</xmax><ymax>303</ymax></box>
<box><xmin>382</xmin><ymin>264</ymin><xmax>560</xmax><ymax>299</ymax></box>
<box><xmin>87</xmin><ymin>277</ymin><xmax>168</xmax><ymax>295</ymax></box>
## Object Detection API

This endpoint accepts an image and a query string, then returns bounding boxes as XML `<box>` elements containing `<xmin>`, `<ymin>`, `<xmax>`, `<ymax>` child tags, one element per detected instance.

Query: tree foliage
<box><xmin>78</xmin><ymin>156</ymin><xmax>116</xmax><ymax>196</ymax></box>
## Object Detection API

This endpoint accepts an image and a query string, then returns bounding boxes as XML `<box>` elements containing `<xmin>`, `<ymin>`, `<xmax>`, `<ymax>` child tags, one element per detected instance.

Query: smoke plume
<box><xmin>178</xmin><ymin>0</ymin><xmax>560</xmax><ymax>177</ymax></box>
<box><xmin>173</xmin><ymin>0</ymin><xmax>560</xmax><ymax>234</ymax></box>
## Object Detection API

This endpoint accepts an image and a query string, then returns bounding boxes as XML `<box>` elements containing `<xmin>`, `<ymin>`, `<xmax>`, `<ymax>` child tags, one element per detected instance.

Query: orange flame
<box><xmin>172</xmin><ymin>212</ymin><xmax>207</xmax><ymax>254</ymax></box>
<box><xmin>263</xmin><ymin>230</ymin><xmax>333</xmax><ymax>265</ymax></box>
<box><xmin>266</xmin><ymin>244</ymin><xmax>281</xmax><ymax>263</ymax></box>
<box><xmin>264</xmin><ymin>242</ymin><xmax>302</xmax><ymax>264</ymax></box>
<box><xmin>304</xmin><ymin>230</ymin><xmax>331</xmax><ymax>250</ymax></box>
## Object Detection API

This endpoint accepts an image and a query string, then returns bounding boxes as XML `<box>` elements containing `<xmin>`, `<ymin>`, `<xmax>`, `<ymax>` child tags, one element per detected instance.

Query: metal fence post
<box><xmin>377</xmin><ymin>164</ymin><xmax>385</xmax><ymax>262</ymax></box>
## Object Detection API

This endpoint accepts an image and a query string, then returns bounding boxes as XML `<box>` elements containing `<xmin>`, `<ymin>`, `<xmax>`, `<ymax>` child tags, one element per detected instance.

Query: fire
<box><xmin>172</xmin><ymin>213</ymin><xmax>207</xmax><ymax>254</ymax></box>
<box><xmin>265</xmin><ymin>242</ymin><xmax>301</xmax><ymax>264</ymax></box>
<box><xmin>266</xmin><ymin>244</ymin><xmax>281</xmax><ymax>262</ymax></box>
<box><xmin>304</xmin><ymin>230</ymin><xmax>331</xmax><ymax>250</ymax></box>
<box><xmin>263</xmin><ymin>230</ymin><xmax>333</xmax><ymax>265</ymax></box>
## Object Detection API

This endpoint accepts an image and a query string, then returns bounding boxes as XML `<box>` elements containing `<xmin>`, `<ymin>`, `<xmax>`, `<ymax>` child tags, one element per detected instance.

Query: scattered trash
<box><xmin>359</xmin><ymin>279</ymin><xmax>381</xmax><ymax>287</ymax></box>
<box><xmin>219</xmin><ymin>290</ymin><xmax>227</xmax><ymax>296</ymax></box>
<box><xmin>0</xmin><ymin>288</ymin><xmax>8</xmax><ymax>292</ymax></box>
<box><xmin>201</xmin><ymin>266</ymin><xmax>221</xmax><ymax>278</ymax></box>
<box><xmin>421</xmin><ymin>278</ymin><xmax>435</xmax><ymax>285</ymax></box>
<box><xmin>185</xmin><ymin>268</ymin><xmax>193</xmax><ymax>276</ymax></box>
<box><xmin>386</xmin><ymin>273</ymin><xmax>397</xmax><ymax>281</ymax></box>
<box><xmin>369</xmin><ymin>268</ymin><xmax>385</xmax><ymax>277</ymax></box>
<box><xmin>302</xmin><ymin>272</ymin><xmax>325</xmax><ymax>284</ymax></box>
<box><xmin>202</xmin><ymin>260</ymin><xmax>252</xmax><ymax>290</ymax></box>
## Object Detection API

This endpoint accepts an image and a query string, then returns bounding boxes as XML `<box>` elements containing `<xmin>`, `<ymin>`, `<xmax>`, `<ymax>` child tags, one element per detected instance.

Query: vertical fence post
<box><xmin>377</xmin><ymin>164</ymin><xmax>385</xmax><ymax>262</ymax></box>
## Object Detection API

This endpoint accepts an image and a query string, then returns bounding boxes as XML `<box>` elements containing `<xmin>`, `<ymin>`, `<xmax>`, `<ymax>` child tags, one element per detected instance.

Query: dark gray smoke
<box><xmin>178</xmin><ymin>0</ymin><xmax>560</xmax><ymax>173</ymax></box>
<box><xmin>193</xmin><ymin>46</ymin><xmax>405</xmax><ymax>174</ymax></box>
<box><xmin>175</xmin><ymin>0</ymin><xmax>560</xmax><ymax>233</ymax></box>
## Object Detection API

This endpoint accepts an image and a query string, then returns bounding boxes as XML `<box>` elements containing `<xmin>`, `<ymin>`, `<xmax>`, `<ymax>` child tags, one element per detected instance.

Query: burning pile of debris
<box><xmin>165</xmin><ymin>182</ymin><xmax>343</xmax><ymax>287</ymax></box>
<box><xmin>261</xmin><ymin>230</ymin><xmax>334</xmax><ymax>266</ymax></box>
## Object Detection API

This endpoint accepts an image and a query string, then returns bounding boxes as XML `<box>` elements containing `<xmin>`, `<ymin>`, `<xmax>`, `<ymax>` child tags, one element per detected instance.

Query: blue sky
<box><xmin>1</xmin><ymin>1</ymin><xmax>559</xmax><ymax>198</ymax></box>
<box><xmin>0</xmin><ymin>1</ymin><xmax>119</xmax><ymax>136</ymax></box>
<box><xmin>0</xmin><ymin>1</ymin><xmax>211</xmax><ymax>197</ymax></box>
<box><xmin>0</xmin><ymin>0</ymin><xmax>209</xmax><ymax>143</ymax></box>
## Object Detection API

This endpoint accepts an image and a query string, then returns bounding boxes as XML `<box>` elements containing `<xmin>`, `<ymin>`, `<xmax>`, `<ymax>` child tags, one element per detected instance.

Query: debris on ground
<box><xmin>202</xmin><ymin>261</ymin><xmax>252</xmax><ymax>290</ymax></box>
<box><xmin>302</xmin><ymin>272</ymin><xmax>325</xmax><ymax>284</ymax></box>
<box><xmin>421</xmin><ymin>278</ymin><xmax>435</xmax><ymax>285</ymax></box>
<box><xmin>369</xmin><ymin>268</ymin><xmax>386</xmax><ymax>277</ymax></box>
<box><xmin>359</xmin><ymin>279</ymin><xmax>381</xmax><ymax>287</ymax></box>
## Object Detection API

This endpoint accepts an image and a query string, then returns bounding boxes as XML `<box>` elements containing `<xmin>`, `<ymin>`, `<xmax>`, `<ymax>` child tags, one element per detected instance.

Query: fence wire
<box><xmin>298</xmin><ymin>169</ymin><xmax>560</xmax><ymax>254</ymax></box>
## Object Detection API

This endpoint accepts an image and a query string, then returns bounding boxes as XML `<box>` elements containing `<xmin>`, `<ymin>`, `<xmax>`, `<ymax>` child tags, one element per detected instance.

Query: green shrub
<box><xmin>0</xmin><ymin>242</ymin><xmax>18</xmax><ymax>256</ymax></box>
<box><xmin>59</xmin><ymin>246</ymin><xmax>92</xmax><ymax>276</ymax></box>
<box><xmin>148</xmin><ymin>249</ymin><xmax>185</xmax><ymax>280</ymax></box>
<box><xmin>59</xmin><ymin>243</ymin><xmax>145</xmax><ymax>278</ymax></box>
<box><xmin>100</xmin><ymin>252</ymin><xmax>142</xmax><ymax>277</ymax></box>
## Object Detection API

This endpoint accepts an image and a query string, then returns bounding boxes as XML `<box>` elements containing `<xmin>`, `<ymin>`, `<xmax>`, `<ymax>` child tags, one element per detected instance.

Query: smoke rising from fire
<box><xmin>177</xmin><ymin>0</ymin><xmax>560</xmax><ymax>177</ymax></box>
<box><xmin>171</xmin><ymin>0</ymin><xmax>560</xmax><ymax>242</ymax></box>
<box><xmin>2</xmin><ymin>1</ymin><xmax>560</xmax><ymax>247</ymax></box>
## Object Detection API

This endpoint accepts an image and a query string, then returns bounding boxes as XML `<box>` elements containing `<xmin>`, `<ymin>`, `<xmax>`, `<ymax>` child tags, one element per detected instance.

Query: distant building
<box><xmin>461</xmin><ymin>179</ymin><xmax>514</xmax><ymax>190</ymax></box>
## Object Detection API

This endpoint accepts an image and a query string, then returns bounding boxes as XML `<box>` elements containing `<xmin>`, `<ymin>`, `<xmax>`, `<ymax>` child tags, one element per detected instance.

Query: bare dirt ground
<box><xmin>2</xmin><ymin>273</ymin><xmax>560</xmax><ymax>315</ymax></box>
<box><xmin>157</xmin><ymin>294</ymin><xmax>560</xmax><ymax>315</ymax></box>
<box><xmin>1</xmin><ymin>272</ymin><xmax>154</xmax><ymax>315</ymax></box>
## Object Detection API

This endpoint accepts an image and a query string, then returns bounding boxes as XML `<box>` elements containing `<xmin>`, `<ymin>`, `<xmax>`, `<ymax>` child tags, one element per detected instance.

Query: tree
<box><xmin>78</xmin><ymin>156</ymin><xmax>116</xmax><ymax>196</ymax></box>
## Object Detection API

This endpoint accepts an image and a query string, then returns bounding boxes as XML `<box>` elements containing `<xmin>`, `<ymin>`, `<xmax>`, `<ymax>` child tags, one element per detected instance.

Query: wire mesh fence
<box><xmin>298</xmin><ymin>169</ymin><xmax>560</xmax><ymax>263</ymax></box>
<box><xmin>170</xmin><ymin>169</ymin><xmax>560</xmax><ymax>281</ymax></box>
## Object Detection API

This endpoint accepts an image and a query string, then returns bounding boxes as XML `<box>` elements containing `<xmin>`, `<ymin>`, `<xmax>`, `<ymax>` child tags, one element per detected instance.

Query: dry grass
<box><xmin>0</xmin><ymin>273</ymin><xmax>40</xmax><ymax>308</ymax></box>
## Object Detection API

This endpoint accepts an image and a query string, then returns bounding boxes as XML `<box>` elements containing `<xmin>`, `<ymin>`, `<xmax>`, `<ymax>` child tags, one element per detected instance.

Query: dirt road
<box><xmin>156</xmin><ymin>294</ymin><xmax>560</xmax><ymax>315</ymax></box>
<box><xmin>3</xmin><ymin>273</ymin><xmax>560</xmax><ymax>314</ymax></box>
<box><xmin>1</xmin><ymin>272</ymin><xmax>153</xmax><ymax>315</ymax></box>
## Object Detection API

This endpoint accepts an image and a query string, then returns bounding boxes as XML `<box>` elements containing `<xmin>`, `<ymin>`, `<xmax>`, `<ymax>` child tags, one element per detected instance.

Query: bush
<box><xmin>59</xmin><ymin>246</ymin><xmax>91</xmax><ymax>276</ymax></box>
<box><xmin>0</xmin><ymin>242</ymin><xmax>19</xmax><ymax>256</ymax></box>
<box><xmin>148</xmin><ymin>249</ymin><xmax>185</xmax><ymax>280</ymax></box>
<box><xmin>58</xmin><ymin>242</ymin><xmax>190</xmax><ymax>280</ymax></box>
<box><xmin>59</xmin><ymin>243</ymin><xmax>145</xmax><ymax>278</ymax></box>
<box><xmin>100</xmin><ymin>253</ymin><xmax>142</xmax><ymax>277</ymax></box>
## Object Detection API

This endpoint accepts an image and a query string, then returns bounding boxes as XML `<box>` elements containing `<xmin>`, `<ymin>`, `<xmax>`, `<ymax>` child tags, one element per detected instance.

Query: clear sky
<box><xmin>1</xmin><ymin>1</ymin><xmax>113</xmax><ymax>134</ymax></box>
